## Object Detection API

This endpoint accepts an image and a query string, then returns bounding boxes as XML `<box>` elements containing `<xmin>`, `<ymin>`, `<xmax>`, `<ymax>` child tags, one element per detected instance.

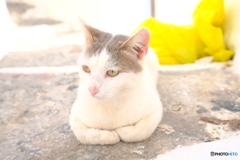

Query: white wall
<box><xmin>0</xmin><ymin>0</ymin><xmax>16</xmax><ymax>60</ymax></box>
<box><xmin>155</xmin><ymin>0</ymin><xmax>201</xmax><ymax>25</ymax></box>
<box><xmin>96</xmin><ymin>0</ymin><xmax>151</xmax><ymax>34</ymax></box>
<box><xmin>21</xmin><ymin>0</ymin><xmax>151</xmax><ymax>34</ymax></box>
<box><xmin>224</xmin><ymin>0</ymin><xmax>240</xmax><ymax>68</ymax></box>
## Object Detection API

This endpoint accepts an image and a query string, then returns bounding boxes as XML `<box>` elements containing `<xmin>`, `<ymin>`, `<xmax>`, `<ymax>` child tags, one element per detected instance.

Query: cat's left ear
<box><xmin>79</xmin><ymin>19</ymin><xmax>97</xmax><ymax>45</ymax></box>
<box><xmin>121</xmin><ymin>28</ymin><xmax>150</xmax><ymax>60</ymax></box>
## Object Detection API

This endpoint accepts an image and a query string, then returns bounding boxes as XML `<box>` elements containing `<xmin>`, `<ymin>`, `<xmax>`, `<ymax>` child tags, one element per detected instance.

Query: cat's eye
<box><xmin>107</xmin><ymin>70</ymin><xmax>119</xmax><ymax>77</ymax></box>
<box><xmin>82</xmin><ymin>65</ymin><xmax>90</xmax><ymax>73</ymax></box>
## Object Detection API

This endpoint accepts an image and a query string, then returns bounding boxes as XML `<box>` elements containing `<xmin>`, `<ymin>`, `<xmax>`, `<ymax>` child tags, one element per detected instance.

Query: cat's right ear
<box><xmin>79</xmin><ymin>19</ymin><xmax>95</xmax><ymax>45</ymax></box>
<box><xmin>120</xmin><ymin>28</ymin><xmax>150</xmax><ymax>60</ymax></box>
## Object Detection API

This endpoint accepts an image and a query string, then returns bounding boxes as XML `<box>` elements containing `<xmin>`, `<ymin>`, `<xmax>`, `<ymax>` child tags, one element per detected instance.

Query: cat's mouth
<box><xmin>87</xmin><ymin>88</ymin><xmax>111</xmax><ymax>101</ymax></box>
<box><xmin>89</xmin><ymin>93</ymin><xmax>106</xmax><ymax>101</ymax></box>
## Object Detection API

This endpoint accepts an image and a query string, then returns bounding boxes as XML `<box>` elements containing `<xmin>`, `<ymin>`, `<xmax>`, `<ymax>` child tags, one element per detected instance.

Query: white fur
<box><xmin>70</xmin><ymin>46</ymin><xmax>162</xmax><ymax>144</ymax></box>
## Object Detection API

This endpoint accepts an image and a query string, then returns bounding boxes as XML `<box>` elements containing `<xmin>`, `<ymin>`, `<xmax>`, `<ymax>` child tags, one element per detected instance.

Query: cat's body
<box><xmin>69</xmin><ymin>23</ymin><xmax>162</xmax><ymax>144</ymax></box>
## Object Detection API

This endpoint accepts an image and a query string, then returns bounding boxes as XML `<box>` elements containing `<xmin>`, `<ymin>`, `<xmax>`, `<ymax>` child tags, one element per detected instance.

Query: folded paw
<box><xmin>116</xmin><ymin>125</ymin><xmax>137</xmax><ymax>142</ymax></box>
<box><xmin>80</xmin><ymin>129</ymin><xmax>120</xmax><ymax>145</ymax></box>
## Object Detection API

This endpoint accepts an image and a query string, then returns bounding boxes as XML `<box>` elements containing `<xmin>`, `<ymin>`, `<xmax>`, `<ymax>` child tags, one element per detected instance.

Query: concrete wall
<box><xmin>20</xmin><ymin>0</ymin><xmax>151</xmax><ymax>34</ymax></box>
<box><xmin>155</xmin><ymin>0</ymin><xmax>201</xmax><ymax>25</ymax></box>
<box><xmin>0</xmin><ymin>0</ymin><xmax>16</xmax><ymax>60</ymax></box>
<box><xmin>224</xmin><ymin>0</ymin><xmax>240</xmax><ymax>68</ymax></box>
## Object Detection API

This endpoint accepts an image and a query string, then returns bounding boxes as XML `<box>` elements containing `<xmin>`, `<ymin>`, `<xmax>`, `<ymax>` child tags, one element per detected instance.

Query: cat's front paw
<box><xmin>81</xmin><ymin>129</ymin><xmax>120</xmax><ymax>145</ymax></box>
<box><xmin>116</xmin><ymin>125</ymin><xmax>137</xmax><ymax>142</ymax></box>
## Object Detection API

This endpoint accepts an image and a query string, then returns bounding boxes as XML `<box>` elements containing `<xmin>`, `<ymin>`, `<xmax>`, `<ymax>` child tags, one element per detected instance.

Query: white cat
<box><xmin>69</xmin><ymin>23</ymin><xmax>163</xmax><ymax>144</ymax></box>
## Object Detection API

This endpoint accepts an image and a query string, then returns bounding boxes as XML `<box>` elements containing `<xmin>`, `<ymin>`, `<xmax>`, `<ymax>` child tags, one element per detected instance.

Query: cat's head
<box><xmin>77</xmin><ymin>22</ymin><xmax>150</xmax><ymax>101</ymax></box>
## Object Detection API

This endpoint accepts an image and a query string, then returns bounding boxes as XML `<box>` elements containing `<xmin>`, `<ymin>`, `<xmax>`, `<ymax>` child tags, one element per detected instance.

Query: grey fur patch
<box><xmin>85</xmin><ymin>25</ymin><xmax>113</xmax><ymax>56</ymax></box>
<box><xmin>84</xmin><ymin>26</ymin><xmax>142</xmax><ymax>73</ymax></box>
<box><xmin>106</xmin><ymin>35</ymin><xmax>142</xmax><ymax>73</ymax></box>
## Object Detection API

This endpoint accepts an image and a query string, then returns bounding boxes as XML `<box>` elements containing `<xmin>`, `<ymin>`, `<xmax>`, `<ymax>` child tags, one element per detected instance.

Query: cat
<box><xmin>69</xmin><ymin>22</ymin><xmax>163</xmax><ymax>145</ymax></box>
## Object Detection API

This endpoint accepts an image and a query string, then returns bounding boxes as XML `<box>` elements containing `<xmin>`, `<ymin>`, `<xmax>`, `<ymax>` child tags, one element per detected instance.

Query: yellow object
<box><xmin>134</xmin><ymin>0</ymin><xmax>234</xmax><ymax>65</ymax></box>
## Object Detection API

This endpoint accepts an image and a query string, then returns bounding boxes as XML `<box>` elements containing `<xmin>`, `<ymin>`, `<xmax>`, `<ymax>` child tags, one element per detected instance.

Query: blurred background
<box><xmin>0</xmin><ymin>0</ymin><xmax>239</xmax><ymax>66</ymax></box>
<box><xmin>3</xmin><ymin>0</ymin><xmax>205</xmax><ymax>33</ymax></box>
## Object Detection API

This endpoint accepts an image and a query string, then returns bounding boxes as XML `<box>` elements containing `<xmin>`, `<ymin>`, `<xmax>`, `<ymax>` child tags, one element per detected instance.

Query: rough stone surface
<box><xmin>0</xmin><ymin>45</ymin><xmax>82</xmax><ymax>68</ymax></box>
<box><xmin>1</xmin><ymin>67</ymin><xmax>240</xmax><ymax>159</ymax></box>
<box><xmin>158</xmin><ymin>68</ymin><xmax>240</xmax><ymax>116</ymax></box>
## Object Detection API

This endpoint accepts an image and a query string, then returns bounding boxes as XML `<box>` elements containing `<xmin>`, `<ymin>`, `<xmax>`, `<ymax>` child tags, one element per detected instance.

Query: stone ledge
<box><xmin>0</xmin><ymin>45</ymin><xmax>82</xmax><ymax>68</ymax></box>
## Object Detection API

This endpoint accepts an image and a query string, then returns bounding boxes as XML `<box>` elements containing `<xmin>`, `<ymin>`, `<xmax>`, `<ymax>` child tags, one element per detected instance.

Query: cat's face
<box><xmin>78</xmin><ymin>23</ymin><xmax>150</xmax><ymax>100</ymax></box>
<box><xmin>78</xmin><ymin>51</ymin><xmax>140</xmax><ymax>100</ymax></box>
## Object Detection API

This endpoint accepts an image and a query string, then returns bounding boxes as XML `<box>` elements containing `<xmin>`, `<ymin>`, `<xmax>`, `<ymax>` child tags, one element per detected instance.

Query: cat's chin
<box><xmin>90</xmin><ymin>94</ymin><xmax>109</xmax><ymax>101</ymax></box>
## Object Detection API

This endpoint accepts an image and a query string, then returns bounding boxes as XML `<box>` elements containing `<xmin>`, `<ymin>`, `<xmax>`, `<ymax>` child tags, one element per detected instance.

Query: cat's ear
<box><xmin>79</xmin><ymin>19</ymin><xmax>99</xmax><ymax>45</ymax></box>
<box><xmin>120</xmin><ymin>28</ymin><xmax>150</xmax><ymax>60</ymax></box>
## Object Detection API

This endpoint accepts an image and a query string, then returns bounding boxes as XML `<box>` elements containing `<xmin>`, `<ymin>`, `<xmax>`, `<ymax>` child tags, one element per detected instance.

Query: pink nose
<box><xmin>88</xmin><ymin>87</ymin><xmax>99</xmax><ymax>96</ymax></box>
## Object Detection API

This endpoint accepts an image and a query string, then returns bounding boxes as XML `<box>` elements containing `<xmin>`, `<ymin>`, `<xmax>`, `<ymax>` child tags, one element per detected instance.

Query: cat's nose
<box><xmin>88</xmin><ymin>87</ymin><xmax>99</xmax><ymax>96</ymax></box>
